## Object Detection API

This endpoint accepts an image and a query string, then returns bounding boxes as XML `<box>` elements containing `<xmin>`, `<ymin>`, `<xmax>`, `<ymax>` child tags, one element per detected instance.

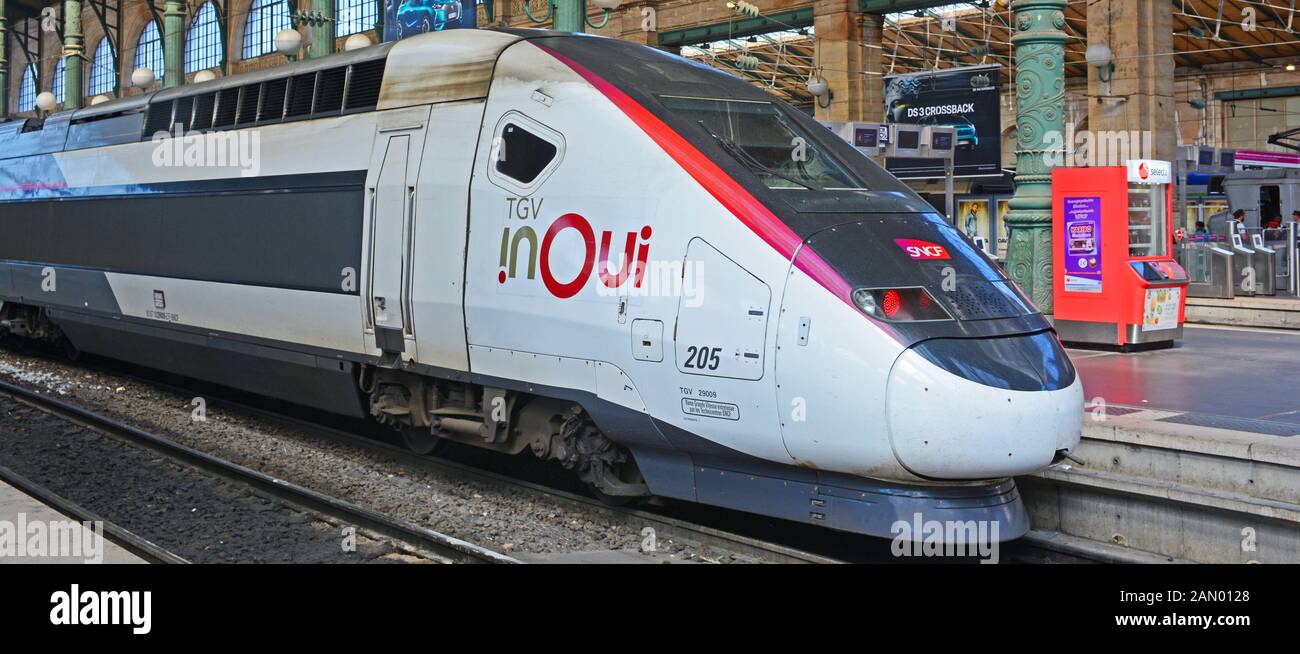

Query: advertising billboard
<box><xmin>384</xmin><ymin>0</ymin><xmax>477</xmax><ymax>41</ymax></box>
<box><xmin>884</xmin><ymin>64</ymin><xmax>1002</xmax><ymax>179</ymax></box>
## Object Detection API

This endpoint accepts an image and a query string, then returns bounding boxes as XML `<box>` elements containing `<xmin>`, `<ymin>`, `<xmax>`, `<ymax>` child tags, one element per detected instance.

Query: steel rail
<box><xmin>0</xmin><ymin>379</ymin><xmax>521</xmax><ymax>565</ymax></box>
<box><xmin>0</xmin><ymin>462</ymin><xmax>190</xmax><ymax>564</ymax></box>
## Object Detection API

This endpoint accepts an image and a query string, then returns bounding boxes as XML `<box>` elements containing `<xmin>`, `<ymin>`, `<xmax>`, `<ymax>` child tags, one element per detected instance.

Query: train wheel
<box><xmin>589</xmin><ymin>485</ymin><xmax>638</xmax><ymax>507</ymax></box>
<box><xmin>587</xmin><ymin>461</ymin><xmax>648</xmax><ymax>507</ymax></box>
<box><xmin>401</xmin><ymin>426</ymin><xmax>442</xmax><ymax>455</ymax></box>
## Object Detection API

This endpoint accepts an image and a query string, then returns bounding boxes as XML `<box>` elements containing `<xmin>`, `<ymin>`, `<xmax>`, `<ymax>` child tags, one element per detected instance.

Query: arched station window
<box><xmin>243</xmin><ymin>0</ymin><xmax>292</xmax><ymax>58</ymax></box>
<box><xmin>186</xmin><ymin>3</ymin><xmax>224</xmax><ymax>73</ymax></box>
<box><xmin>134</xmin><ymin>20</ymin><xmax>164</xmax><ymax>82</ymax></box>
<box><xmin>88</xmin><ymin>38</ymin><xmax>118</xmax><ymax>96</ymax></box>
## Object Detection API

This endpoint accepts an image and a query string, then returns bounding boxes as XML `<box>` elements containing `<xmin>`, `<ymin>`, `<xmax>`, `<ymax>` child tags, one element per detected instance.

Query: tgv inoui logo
<box><xmin>499</xmin><ymin>212</ymin><xmax>652</xmax><ymax>299</ymax></box>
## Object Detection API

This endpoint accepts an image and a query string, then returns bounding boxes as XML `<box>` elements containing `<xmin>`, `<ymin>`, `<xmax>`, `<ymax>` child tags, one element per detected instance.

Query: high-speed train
<box><xmin>0</xmin><ymin>28</ymin><xmax>1082</xmax><ymax>541</ymax></box>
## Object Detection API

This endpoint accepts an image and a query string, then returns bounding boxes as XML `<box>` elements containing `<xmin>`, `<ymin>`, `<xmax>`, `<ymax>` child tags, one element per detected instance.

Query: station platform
<box><xmin>0</xmin><ymin>479</ymin><xmax>144</xmax><ymax>564</ymax></box>
<box><xmin>1020</xmin><ymin>324</ymin><xmax>1300</xmax><ymax>563</ymax></box>
<box><xmin>1186</xmin><ymin>296</ymin><xmax>1300</xmax><ymax>331</ymax></box>
<box><xmin>1068</xmin><ymin>324</ymin><xmax>1300</xmax><ymax>434</ymax></box>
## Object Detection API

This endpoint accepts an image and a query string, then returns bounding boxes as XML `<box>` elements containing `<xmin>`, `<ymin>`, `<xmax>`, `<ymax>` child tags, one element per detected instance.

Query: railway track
<box><xmin>0</xmin><ymin>378</ymin><xmax>520</xmax><ymax>564</ymax></box>
<box><xmin>0</xmin><ymin>462</ymin><xmax>189</xmax><ymax>564</ymax></box>
<box><xmin>0</xmin><ymin>347</ymin><xmax>842</xmax><ymax>563</ymax></box>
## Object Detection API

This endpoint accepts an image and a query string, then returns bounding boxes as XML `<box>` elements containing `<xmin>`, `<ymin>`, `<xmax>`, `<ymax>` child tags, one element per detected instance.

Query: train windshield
<box><xmin>659</xmin><ymin>95</ymin><xmax>864</xmax><ymax>191</ymax></box>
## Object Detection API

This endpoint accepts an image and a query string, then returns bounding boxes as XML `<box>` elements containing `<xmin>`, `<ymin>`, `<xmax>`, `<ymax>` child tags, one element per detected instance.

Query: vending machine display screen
<box><xmin>854</xmin><ymin>127</ymin><xmax>879</xmax><ymax>149</ymax></box>
<box><xmin>931</xmin><ymin>132</ymin><xmax>954</xmax><ymax>151</ymax></box>
<box><xmin>897</xmin><ymin>130</ymin><xmax>920</xmax><ymax>150</ymax></box>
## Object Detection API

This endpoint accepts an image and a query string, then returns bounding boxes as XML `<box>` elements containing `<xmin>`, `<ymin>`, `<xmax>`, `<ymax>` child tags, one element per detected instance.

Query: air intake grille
<box><xmin>192</xmin><ymin>93</ymin><xmax>216</xmax><ymax>130</ymax></box>
<box><xmin>315</xmin><ymin>67</ymin><xmax>346</xmax><ymax>114</ymax></box>
<box><xmin>236</xmin><ymin>85</ymin><xmax>261</xmax><ymax>125</ymax></box>
<box><xmin>285</xmin><ymin>73</ymin><xmax>316</xmax><ymax>118</ymax></box>
<box><xmin>344</xmin><ymin>59</ymin><xmax>385</xmax><ymax>110</ymax></box>
<box><xmin>143</xmin><ymin>100</ymin><xmax>174</xmax><ymax>136</ymax></box>
<box><xmin>213</xmin><ymin>88</ymin><xmax>239</xmax><ymax>128</ymax></box>
<box><xmin>173</xmin><ymin>96</ymin><xmax>194</xmax><ymax>131</ymax></box>
<box><xmin>259</xmin><ymin>78</ymin><xmax>287</xmax><ymax>122</ymax></box>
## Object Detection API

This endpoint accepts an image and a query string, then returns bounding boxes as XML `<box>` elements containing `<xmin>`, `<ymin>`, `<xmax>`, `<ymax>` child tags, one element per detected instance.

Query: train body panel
<box><xmin>464</xmin><ymin>40</ymin><xmax>796</xmax><ymax>464</ymax></box>
<box><xmin>774</xmin><ymin>263</ymin><xmax>910</xmax><ymax>480</ymax></box>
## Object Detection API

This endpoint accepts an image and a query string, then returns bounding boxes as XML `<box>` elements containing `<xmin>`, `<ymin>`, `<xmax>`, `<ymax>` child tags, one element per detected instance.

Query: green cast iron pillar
<box><xmin>553</xmin><ymin>0</ymin><xmax>585</xmax><ymax>33</ymax></box>
<box><xmin>163</xmin><ymin>0</ymin><xmax>185</xmax><ymax>88</ymax></box>
<box><xmin>1006</xmin><ymin>0</ymin><xmax>1067</xmax><ymax>313</ymax></box>
<box><xmin>1</xmin><ymin>0</ymin><xmax>9</xmax><ymax>120</ymax></box>
<box><xmin>308</xmin><ymin>0</ymin><xmax>335</xmax><ymax>59</ymax></box>
<box><xmin>526</xmin><ymin>0</ymin><xmax>610</xmax><ymax>33</ymax></box>
<box><xmin>62</xmin><ymin>0</ymin><xmax>84</xmax><ymax>110</ymax></box>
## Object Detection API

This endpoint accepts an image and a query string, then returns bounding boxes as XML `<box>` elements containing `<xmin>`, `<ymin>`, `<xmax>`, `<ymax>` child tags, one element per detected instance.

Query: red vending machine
<box><xmin>1051</xmin><ymin>161</ymin><xmax>1189</xmax><ymax>349</ymax></box>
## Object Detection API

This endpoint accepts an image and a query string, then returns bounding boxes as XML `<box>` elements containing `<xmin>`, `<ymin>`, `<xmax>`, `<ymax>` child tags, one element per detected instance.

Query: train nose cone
<box><xmin>885</xmin><ymin>334</ymin><xmax>1083</xmax><ymax>480</ymax></box>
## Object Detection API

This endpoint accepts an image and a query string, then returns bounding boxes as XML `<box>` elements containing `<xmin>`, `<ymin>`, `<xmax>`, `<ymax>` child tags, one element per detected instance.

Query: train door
<box><xmin>670</xmin><ymin>238</ymin><xmax>789</xmax><ymax>461</ymax></box>
<box><xmin>406</xmin><ymin>102</ymin><xmax>482</xmax><ymax>372</ymax></box>
<box><xmin>364</xmin><ymin>114</ymin><xmax>427</xmax><ymax>362</ymax></box>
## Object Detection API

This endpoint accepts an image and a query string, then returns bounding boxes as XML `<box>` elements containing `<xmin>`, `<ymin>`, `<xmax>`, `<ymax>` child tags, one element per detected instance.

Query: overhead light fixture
<box><xmin>35</xmin><ymin>91</ymin><xmax>58</xmax><ymax>112</ymax></box>
<box><xmin>1086</xmin><ymin>43</ymin><xmax>1116</xmax><ymax>83</ymax></box>
<box><xmin>344</xmin><ymin>33</ymin><xmax>372</xmax><ymax>51</ymax></box>
<box><xmin>1288</xmin><ymin>63</ymin><xmax>1297</xmax><ymax>72</ymax></box>
<box><xmin>130</xmin><ymin>67</ymin><xmax>156</xmax><ymax>88</ymax></box>
<box><xmin>275</xmin><ymin>28</ymin><xmax>302</xmax><ymax>58</ymax></box>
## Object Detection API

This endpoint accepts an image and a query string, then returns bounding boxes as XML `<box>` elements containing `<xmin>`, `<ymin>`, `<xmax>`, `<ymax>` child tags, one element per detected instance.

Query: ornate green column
<box><xmin>310</xmin><ymin>0</ymin><xmax>335</xmax><ymax>59</ymax></box>
<box><xmin>1006</xmin><ymin>0</ymin><xmax>1067</xmax><ymax>313</ymax></box>
<box><xmin>553</xmin><ymin>0</ymin><xmax>585</xmax><ymax>32</ymax></box>
<box><xmin>163</xmin><ymin>0</ymin><xmax>185</xmax><ymax>88</ymax></box>
<box><xmin>1</xmin><ymin>0</ymin><xmax>9</xmax><ymax>119</ymax></box>
<box><xmin>62</xmin><ymin>0</ymin><xmax>84</xmax><ymax>110</ymax></box>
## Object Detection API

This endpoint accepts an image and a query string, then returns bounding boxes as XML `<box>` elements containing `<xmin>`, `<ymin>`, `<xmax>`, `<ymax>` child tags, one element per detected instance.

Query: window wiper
<box><xmin>699</xmin><ymin>122</ymin><xmax>820</xmax><ymax>191</ymax></box>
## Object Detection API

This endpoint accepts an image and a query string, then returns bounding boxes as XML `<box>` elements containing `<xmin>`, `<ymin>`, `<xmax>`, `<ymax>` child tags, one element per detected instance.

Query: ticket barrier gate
<box><xmin>1267</xmin><ymin>223</ymin><xmax>1299</xmax><ymax>295</ymax></box>
<box><xmin>1229</xmin><ymin>226</ymin><xmax>1277</xmax><ymax>296</ymax></box>
<box><xmin>1177</xmin><ymin>237</ymin><xmax>1236</xmax><ymax>299</ymax></box>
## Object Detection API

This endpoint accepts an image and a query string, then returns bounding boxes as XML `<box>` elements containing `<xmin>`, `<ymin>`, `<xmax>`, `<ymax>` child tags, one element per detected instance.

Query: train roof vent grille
<box><xmin>213</xmin><ymin>88</ymin><xmax>239</xmax><ymax>128</ymax></box>
<box><xmin>315</xmin><ymin>67</ymin><xmax>347</xmax><ymax>115</ymax></box>
<box><xmin>173</xmin><ymin>96</ymin><xmax>195</xmax><ymax>132</ymax></box>
<box><xmin>259</xmin><ymin>77</ymin><xmax>288</xmax><ymax>122</ymax></box>
<box><xmin>344</xmin><ymin>59</ymin><xmax>385</xmax><ymax>111</ymax></box>
<box><xmin>143</xmin><ymin>100</ymin><xmax>174</xmax><ymax>136</ymax></box>
<box><xmin>236</xmin><ymin>84</ymin><xmax>261</xmax><ymax>126</ymax></box>
<box><xmin>285</xmin><ymin>72</ymin><xmax>316</xmax><ymax>119</ymax></box>
<box><xmin>192</xmin><ymin>92</ymin><xmax>216</xmax><ymax>130</ymax></box>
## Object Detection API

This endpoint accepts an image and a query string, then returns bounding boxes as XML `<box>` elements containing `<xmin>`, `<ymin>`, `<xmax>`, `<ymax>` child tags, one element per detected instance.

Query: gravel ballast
<box><xmin>0</xmin><ymin>393</ymin><xmax>432</xmax><ymax>563</ymax></box>
<box><xmin>0</xmin><ymin>347</ymin><xmax>704</xmax><ymax>561</ymax></box>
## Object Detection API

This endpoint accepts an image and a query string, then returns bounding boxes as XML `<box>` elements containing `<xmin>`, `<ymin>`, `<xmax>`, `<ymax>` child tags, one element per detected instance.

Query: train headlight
<box><xmin>852</xmin><ymin>288</ymin><xmax>878</xmax><ymax>316</ymax></box>
<box><xmin>851</xmin><ymin>287</ymin><xmax>952</xmax><ymax>323</ymax></box>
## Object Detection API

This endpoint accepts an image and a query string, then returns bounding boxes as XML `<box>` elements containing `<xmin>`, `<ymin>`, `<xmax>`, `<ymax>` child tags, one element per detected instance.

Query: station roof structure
<box><xmin>675</xmin><ymin>0</ymin><xmax>1300</xmax><ymax>106</ymax></box>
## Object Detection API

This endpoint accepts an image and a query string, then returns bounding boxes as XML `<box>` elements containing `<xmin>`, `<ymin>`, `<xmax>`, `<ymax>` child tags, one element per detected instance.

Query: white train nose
<box><xmin>885</xmin><ymin>342</ymin><xmax>1083</xmax><ymax>480</ymax></box>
